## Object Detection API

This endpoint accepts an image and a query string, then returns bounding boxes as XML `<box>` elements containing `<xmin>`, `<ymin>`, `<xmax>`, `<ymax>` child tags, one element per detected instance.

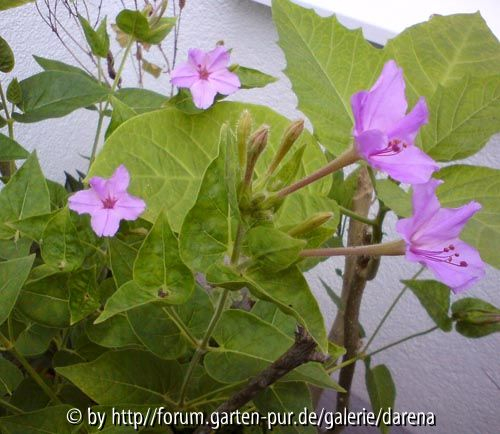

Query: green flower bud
<box><xmin>287</xmin><ymin>212</ymin><xmax>334</xmax><ymax>237</ymax></box>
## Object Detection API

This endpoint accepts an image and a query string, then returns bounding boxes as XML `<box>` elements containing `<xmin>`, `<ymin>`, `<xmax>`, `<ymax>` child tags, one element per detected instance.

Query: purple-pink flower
<box><xmin>351</xmin><ymin>60</ymin><xmax>439</xmax><ymax>184</ymax></box>
<box><xmin>396</xmin><ymin>179</ymin><xmax>485</xmax><ymax>293</ymax></box>
<box><xmin>170</xmin><ymin>46</ymin><xmax>241</xmax><ymax>109</ymax></box>
<box><xmin>68</xmin><ymin>165</ymin><xmax>145</xmax><ymax>237</ymax></box>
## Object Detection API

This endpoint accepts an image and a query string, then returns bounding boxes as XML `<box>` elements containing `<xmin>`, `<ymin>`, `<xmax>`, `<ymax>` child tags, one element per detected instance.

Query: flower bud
<box><xmin>237</xmin><ymin>110</ymin><xmax>252</xmax><ymax>170</ymax></box>
<box><xmin>267</xmin><ymin>119</ymin><xmax>304</xmax><ymax>176</ymax></box>
<box><xmin>287</xmin><ymin>212</ymin><xmax>333</xmax><ymax>237</ymax></box>
<box><xmin>453</xmin><ymin>309</ymin><xmax>500</xmax><ymax>325</ymax></box>
<box><xmin>243</xmin><ymin>125</ymin><xmax>269</xmax><ymax>186</ymax></box>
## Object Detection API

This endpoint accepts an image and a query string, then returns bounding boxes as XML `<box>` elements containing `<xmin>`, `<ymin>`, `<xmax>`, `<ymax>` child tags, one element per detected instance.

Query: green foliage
<box><xmin>376</xmin><ymin>180</ymin><xmax>411</xmax><ymax>218</ymax></box>
<box><xmin>0</xmin><ymin>405</ymin><xmax>79</xmax><ymax>434</ymax></box>
<box><xmin>116</xmin><ymin>10</ymin><xmax>176</xmax><ymax>45</ymax></box>
<box><xmin>105</xmin><ymin>96</ymin><xmax>137</xmax><ymax>138</ymax></box>
<box><xmin>0</xmin><ymin>133</ymin><xmax>28</xmax><ymax>160</ymax></box>
<box><xmin>79</xmin><ymin>15</ymin><xmax>110</xmax><ymax>58</ymax></box>
<box><xmin>403</xmin><ymin>280</ymin><xmax>452</xmax><ymax>331</ymax></box>
<box><xmin>0</xmin><ymin>0</ymin><xmax>35</xmax><ymax>11</ymax></box>
<box><xmin>452</xmin><ymin>297</ymin><xmax>500</xmax><ymax>338</ymax></box>
<box><xmin>14</xmin><ymin>71</ymin><xmax>108</xmax><ymax>123</ymax></box>
<box><xmin>365</xmin><ymin>363</ymin><xmax>396</xmax><ymax>434</ymax></box>
<box><xmin>0</xmin><ymin>36</ymin><xmax>14</xmax><ymax>73</ymax></box>
<box><xmin>6</xmin><ymin>78</ymin><xmax>22</xmax><ymax>104</ymax></box>
<box><xmin>232</xmin><ymin>65</ymin><xmax>278</xmax><ymax>89</ymax></box>
<box><xmin>0</xmin><ymin>356</ymin><xmax>23</xmax><ymax>395</ymax></box>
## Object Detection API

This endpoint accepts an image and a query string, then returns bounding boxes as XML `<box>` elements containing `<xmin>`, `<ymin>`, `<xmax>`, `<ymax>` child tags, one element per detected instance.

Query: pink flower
<box><xmin>351</xmin><ymin>60</ymin><xmax>439</xmax><ymax>184</ymax></box>
<box><xmin>68</xmin><ymin>165</ymin><xmax>146</xmax><ymax>237</ymax></box>
<box><xmin>170</xmin><ymin>46</ymin><xmax>241</xmax><ymax>109</ymax></box>
<box><xmin>396</xmin><ymin>179</ymin><xmax>485</xmax><ymax>293</ymax></box>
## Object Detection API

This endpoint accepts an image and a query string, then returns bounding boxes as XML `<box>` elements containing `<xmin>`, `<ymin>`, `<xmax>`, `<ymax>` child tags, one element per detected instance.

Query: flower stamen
<box><xmin>411</xmin><ymin>246</ymin><xmax>468</xmax><ymax>267</ymax></box>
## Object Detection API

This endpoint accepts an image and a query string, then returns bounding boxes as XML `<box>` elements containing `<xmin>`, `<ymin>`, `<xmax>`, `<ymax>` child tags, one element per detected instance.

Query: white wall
<box><xmin>1</xmin><ymin>1</ymin><xmax>499</xmax><ymax>433</ymax></box>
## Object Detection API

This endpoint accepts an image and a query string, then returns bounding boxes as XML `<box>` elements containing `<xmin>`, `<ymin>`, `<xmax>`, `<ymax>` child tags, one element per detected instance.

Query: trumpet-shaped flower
<box><xmin>351</xmin><ymin>60</ymin><xmax>439</xmax><ymax>184</ymax></box>
<box><xmin>396</xmin><ymin>179</ymin><xmax>485</xmax><ymax>293</ymax></box>
<box><xmin>68</xmin><ymin>165</ymin><xmax>145</xmax><ymax>237</ymax></box>
<box><xmin>171</xmin><ymin>46</ymin><xmax>241</xmax><ymax>109</ymax></box>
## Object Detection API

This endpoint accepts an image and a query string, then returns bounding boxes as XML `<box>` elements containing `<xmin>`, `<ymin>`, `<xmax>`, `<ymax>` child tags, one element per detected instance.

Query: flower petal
<box><xmin>360</xmin><ymin>60</ymin><xmax>408</xmax><ymax>132</ymax></box>
<box><xmin>407</xmin><ymin>240</ymin><xmax>485</xmax><ymax>293</ymax></box>
<box><xmin>108</xmin><ymin>165</ymin><xmax>130</xmax><ymax>194</ymax></box>
<box><xmin>367</xmin><ymin>144</ymin><xmax>439</xmax><ymax>184</ymax></box>
<box><xmin>206</xmin><ymin>46</ymin><xmax>230</xmax><ymax>71</ymax></box>
<box><xmin>171</xmin><ymin>61</ymin><xmax>199</xmax><ymax>88</ymax></box>
<box><xmin>68</xmin><ymin>189</ymin><xmax>102</xmax><ymax>215</ymax></box>
<box><xmin>388</xmin><ymin>97</ymin><xmax>429</xmax><ymax>145</ymax></box>
<box><xmin>351</xmin><ymin>90</ymin><xmax>369</xmax><ymax>136</ymax></box>
<box><xmin>208</xmin><ymin>69</ymin><xmax>240</xmax><ymax>95</ymax></box>
<box><xmin>414</xmin><ymin>201</ymin><xmax>482</xmax><ymax>246</ymax></box>
<box><xmin>190</xmin><ymin>79</ymin><xmax>218</xmax><ymax>109</ymax></box>
<box><xmin>187</xmin><ymin>48</ymin><xmax>206</xmax><ymax>68</ymax></box>
<box><xmin>116</xmin><ymin>193</ymin><xmax>146</xmax><ymax>220</ymax></box>
<box><xmin>354</xmin><ymin>129</ymin><xmax>387</xmax><ymax>160</ymax></box>
<box><xmin>90</xmin><ymin>209</ymin><xmax>122</xmax><ymax>237</ymax></box>
<box><xmin>88</xmin><ymin>176</ymin><xmax>107</xmax><ymax>200</ymax></box>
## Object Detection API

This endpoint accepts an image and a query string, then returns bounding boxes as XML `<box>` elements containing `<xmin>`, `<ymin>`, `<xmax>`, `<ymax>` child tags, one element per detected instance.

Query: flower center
<box><xmin>197</xmin><ymin>64</ymin><xmax>210</xmax><ymax>80</ymax></box>
<box><xmin>411</xmin><ymin>243</ymin><xmax>468</xmax><ymax>268</ymax></box>
<box><xmin>102</xmin><ymin>196</ymin><xmax>117</xmax><ymax>209</ymax></box>
<box><xmin>372</xmin><ymin>138</ymin><xmax>408</xmax><ymax>157</ymax></box>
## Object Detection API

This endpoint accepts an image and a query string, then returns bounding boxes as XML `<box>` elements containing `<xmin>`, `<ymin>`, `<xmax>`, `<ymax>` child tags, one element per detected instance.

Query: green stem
<box><xmin>0</xmin><ymin>81</ymin><xmax>16</xmax><ymax>179</ymax></box>
<box><xmin>177</xmin><ymin>288</ymin><xmax>229</xmax><ymax>408</ymax></box>
<box><xmin>164</xmin><ymin>307</ymin><xmax>199</xmax><ymax>348</ymax></box>
<box><xmin>362</xmin><ymin>267</ymin><xmax>424</xmax><ymax>352</ymax></box>
<box><xmin>0</xmin><ymin>333</ymin><xmax>61</xmax><ymax>405</ymax></box>
<box><xmin>88</xmin><ymin>38</ymin><xmax>134</xmax><ymax>170</ymax></box>
<box><xmin>327</xmin><ymin>325</ymin><xmax>438</xmax><ymax>374</ymax></box>
<box><xmin>338</xmin><ymin>205</ymin><xmax>376</xmax><ymax>226</ymax></box>
<box><xmin>0</xmin><ymin>397</ymin><xmax>23</xmax><ymax>415</ymax></box>
<box><xmin>300</xmin><ymin>240</ymin><xmax>406</xmax><ymax>258</ymax></box>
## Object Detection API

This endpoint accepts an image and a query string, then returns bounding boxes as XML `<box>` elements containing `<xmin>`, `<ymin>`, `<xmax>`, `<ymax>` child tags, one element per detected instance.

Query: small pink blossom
<box><xmin>170</xmin><ymin>46</ymin><xmax>241</xmax><ymax>109</ymax></box>
<box><xmin>68</xmin><ymin>165</ymin><xmax>145</xmax><ymax>237</ymax></box>
<box><xmin>351</xmin><ymin>60</ymin><xmax>439</xmax><ymax>184</ymax></box>
<box><xmin>396</xmin><ymin>179</ymin><xmax>485</xmax><ymax>293</ymax></box>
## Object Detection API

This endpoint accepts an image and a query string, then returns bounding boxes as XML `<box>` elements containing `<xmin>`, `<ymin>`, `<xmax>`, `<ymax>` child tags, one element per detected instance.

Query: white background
<box><xmin>1</xmin><ymin>1</ymin><xmax>499</xmax><ymax>433</ymax></box>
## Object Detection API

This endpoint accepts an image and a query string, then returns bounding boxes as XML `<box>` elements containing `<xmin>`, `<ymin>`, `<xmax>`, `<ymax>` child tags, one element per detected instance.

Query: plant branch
<box><xmin>338</xmin><ymin>205</ymin><xmax>376</xmax><ymax>226</ymax></box>
<box><xmin>193</xmin><ymin>326</ymin><xmax>327</xmax><ymax>434</ymax></box>
<box><xmin>164</xmin><ymin>306</ymin><xmax>199</xmax><ymax>348</ymax></box>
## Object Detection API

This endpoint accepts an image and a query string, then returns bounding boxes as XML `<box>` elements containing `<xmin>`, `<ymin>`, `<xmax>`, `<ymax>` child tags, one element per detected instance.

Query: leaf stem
<box><xmin>338</xmin><ymin>205</ymin><xmax>376</xmax><ymax>226</ymax></box>
<box><xmin>0</xmin><ymin>397</ymin><xmax>23</xmax><ymax>415</ymax></box>
<box><xmin>88</xmin><ymin>37</ymin><xmax>134</xmax><ymax>170</ymax></box>
<box><xmin>362</xmin><ymin>267</ymin><xmax>424</xmax><ymax>352</ymax></box>
<box><xmin>0</xmin><ymin>333</ymin><xmax>61</xmax><ymax>405</ymax></box>
<box><xmin>164</xmin><ymin>307</ymin><xmax>199</xmax><ymax>348</ymax></box>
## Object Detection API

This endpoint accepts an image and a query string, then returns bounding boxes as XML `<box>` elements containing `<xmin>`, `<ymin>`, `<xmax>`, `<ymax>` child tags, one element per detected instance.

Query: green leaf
<box><xmin>14</xmin><ymin>71</ymin><xmax>108</xmax><ymax>123</ymax></box>
<box><xmin>105</xmin><ymin>96</ymin><xmax>137</xmax><ymax>139</ymax></box>
<box><xmin>68</xmin><ymin>268</ymin><xmax>100</xmax><ymax>324</ymax></box>
<box><xmin>376</xmin><ymin>180</ymin><xmax>411</xmax><ymax>217</ymax></box>
<box><xmin>89</xmin><ymin>102</ymin><xmax>329</xmax><ymax>233</ymax></box>
<box><xmin>0</xmin><ymin>153</ymin><xmax>50</xmax><ymax>239</ymax></box>
<box><xmin>253</xmin><ymin>382</ymin><xmax>315</xmax><ymax>434</ymax></box>
<box><xmin>173</xmin><ymin>284</ymin><xmax>214</xmax><ymax>339</ymax></box>
<box><xmin>452</xmin><ymin>297</ymin><xmax>500</xmax><ymax>338</ymax></box>
<box><xmin>0</xmin><ymin>356</ymin><xmax>23</xmax><ymax>395</ymax></box>
<box><xmin>328</xmin><ymin>168</ymin><xmax>360</xmax><ymax>210</ymax></box>
<box><xmin>79</xmin><ymin>15</ymin><xmax>110</xmax><ymax>58</ymax></box>
<box><xmin>420</xmin><ymin>75</ymin><xmax>500</xmax><ymax>161</ymax></box>
<box><xmin>56</xmin><ymin>349</ymin><xmax>182</xmax><ymax>404</ymax></box>
<box><xmin>128</xmin><ymin>304</ymin><xmax>187</xmax><ymax>359</ymax></box>
<box><xmin>107</xmin><ymin>237</ymin><xmax>138</xmax><ymax>288</ymax></box>
<box><xmin>385</xmin><ymin>13</ymin><xmax>500</xmax><ymax>104</ymax></box>
<box><xmin>232</xmin><ymin>65</ymin><xmax>277</xmax><ymax>89</ymax></box>
<box><xmin>134</xmin><ymin>211</ymin><xmax>194</xmax><ymax>303</ymax></box>
<box><xmin>365</xmin><ymin>364</ymin><xmax>396</xmax><ymax>434</ymax></box>
<box><xmin>142</xmin><ymin>59</ymin><xmax>162</xmax><ymax>78</ymax></box>
<box><xmin>403</xmin><ymin>280</ymin><xmax>452</xmax><ymax>331</ymax></box>
<box><xmin>247</xmin><ymin>226</ymin><xmax>306</xmax><ymax>271</ymax></box>
<box><xmin>116</xmin><ymin>10</ymin><xmax>175</xmax><ymax>44</ymax></box>
<box><xmin>244</xmin><ymin>266</ymin><xmax>328</xmax><ymax>352</ymax></box>
<box><xmin>0</xmin><ymin>238</ymin><xmax>31</xmax><ymax>260</ymax></box>
<box><xmin>272</xmin><ymin>0</ymin><xmax>381</xmax><ymax>155</ymax></box>
<box><xmin>86</xmin><ymin>313</ymin><xmax>142</xmax><ymax>348</ymax></box>
<box><xmin>0</xmin><ymin>0</ymin><xmax>35</xmax><ymax>11</ymax></box>
<box><xmin>6</xmin><ymin>78</ymin><xmax>22</xmax><ymax>105</ymax></box>
<box><xmin>251</xmin><ymin>300</ymin><xmax>296</xmax><ymax>337</ymax></box>
<box><xmin>114</xmin><ymin>88</ymin><xmax>168</xmax><ymax>113</ymax></box>
<box><xmin>33</xmin><ymin>56</ymin><xmax>92</xmax><ymax>78</ymax></box>
<box><xmin>17</xmin><ymin>269</ymin><xmax>70</xmax><ymax>328</ymax></box>
<box><xmin>0</xmin><ymin>133</ymin><xmax>29</xmax><ymax>161</ymax></box>
<box><xmin>0</xmin><ymin>405</ymin><xmax>79</xmax><ymax>434</ymax></box>
<box><xmin>14</xmin><ymin>323</ymin><xmax>59</xmax><ymax>357</ymax></box>
<box><xmin>0</xmin><ymin>36</ymin><xmax>14</xmax><ymax>73</ymax></box>
<box><xmin>41</xmin><ymin>208</ymin><xmax>84</xmax><ymax>272</ymax></box>
<box><xmin>0</xmin><ymin>255</ymin><xmax>34</xmax><ymax>326</ymax></box>
<box><xmin>205</xmin><ymin>310</ymin><xmax>341</xmax><ymax>390</ymax></box>
<box><xmin>8</xmin><ymin>211</ymin><xmax>57</xmax><ymax>243</ymax></box>
<box><xmin>436</xmin><ymin>165</ymin><xmax>500</xmax><ymax>269</ymax></box>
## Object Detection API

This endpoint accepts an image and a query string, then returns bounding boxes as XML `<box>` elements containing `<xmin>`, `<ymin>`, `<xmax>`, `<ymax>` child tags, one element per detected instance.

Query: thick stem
<box><xmin>88</xmin><ymin>38</ymin><xmax>134</xmax><ymax>170</ymax></box>
<box><xmin>300</xmin><ymin>240</ymin><xmax>406</xmax><ymax>258</ymax></box>
<box><xmin>275</xmin><ymin>146</ymin><xmax>359</xmax><ymax>199</ymax></box>
<box><xmin>0</xmin><ymin>333</ymin><xmax>61</xmax><ymax>405</ymax></box>
<box><xmin>193</xmin><ymin>327</ymin><xmax>327</xmax><ymax>434</ymax></box>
